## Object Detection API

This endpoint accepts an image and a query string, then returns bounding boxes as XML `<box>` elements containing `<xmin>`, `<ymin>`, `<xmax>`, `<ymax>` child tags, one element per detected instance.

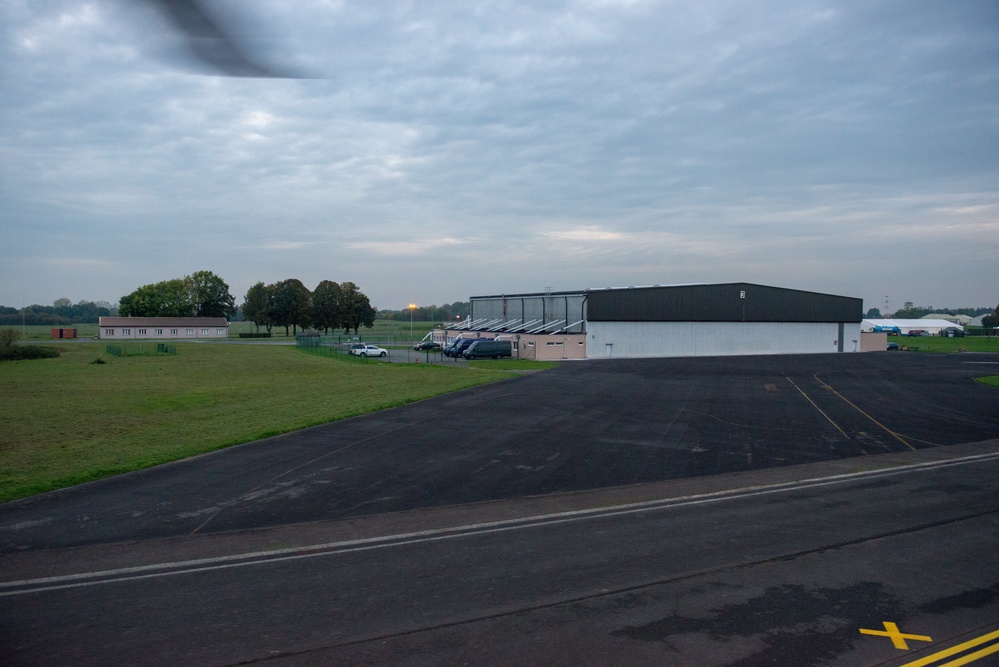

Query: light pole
<box><xmin>409</xmin><ymin>304</ymin><xmax>416</xmax><ymax>344</ymax></box>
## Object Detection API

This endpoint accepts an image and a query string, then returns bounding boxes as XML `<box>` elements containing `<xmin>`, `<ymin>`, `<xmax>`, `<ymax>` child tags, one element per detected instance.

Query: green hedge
<box><xmin>0</xmin><ymin>345</ymin><xmax>61</xmax><ymax>361</ymax></box>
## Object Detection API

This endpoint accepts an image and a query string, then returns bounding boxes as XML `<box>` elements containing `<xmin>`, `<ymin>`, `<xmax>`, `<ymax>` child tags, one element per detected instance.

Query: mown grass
<box><xmin>0</xmin><ymin>342</ymin><xmax>516</xmax><ymax>502</ymax></box>
<box><xmin>468</xmin><ymin>359</ymin><xmax>561</xmax><ymax>371</ymax></box>
<box><xmin>889</xmin><ymin>335</ymin><xmax>999</xmax><ymax>354</ymax></box>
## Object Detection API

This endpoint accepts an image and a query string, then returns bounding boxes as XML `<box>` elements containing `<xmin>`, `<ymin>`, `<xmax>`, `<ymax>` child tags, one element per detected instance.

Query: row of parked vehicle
<box><xmin>441</xmin><ymin>338</ymin><xmax>513</xmax><ymax>360</ymax></box>
<box><xmin>348</xmin><ymin>339</ymin><xmax>515</xmax><ymax>360</ymax></box>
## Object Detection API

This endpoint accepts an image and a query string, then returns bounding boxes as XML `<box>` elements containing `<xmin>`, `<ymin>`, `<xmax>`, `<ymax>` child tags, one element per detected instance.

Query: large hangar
<box><xmin>586</xmin><ymin>283</ymin><xmax>862</xmax><ymax>358</ymax></box>
<box><xmin>463</xmin><ymin>283</ymin><xmax>863</xmax><ymax>359</ymax></box>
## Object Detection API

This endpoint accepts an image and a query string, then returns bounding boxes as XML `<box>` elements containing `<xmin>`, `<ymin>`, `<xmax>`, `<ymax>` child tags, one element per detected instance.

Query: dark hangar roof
<box><xmin>584</xmin><ymin>283</ymin><xmax>862</xmax><ymax>323</ymax></box>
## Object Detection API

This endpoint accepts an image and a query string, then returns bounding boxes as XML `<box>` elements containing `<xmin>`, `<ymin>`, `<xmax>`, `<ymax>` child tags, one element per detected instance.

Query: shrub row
<box><xmin>0</xmin><ymin>345</ymin><xmax>61</xmax><ymax>361</ymax></box>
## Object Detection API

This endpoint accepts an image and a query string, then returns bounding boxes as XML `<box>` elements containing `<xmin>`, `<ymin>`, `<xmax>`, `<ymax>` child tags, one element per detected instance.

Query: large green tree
<box><xmin>241</xmin><ymin>282</ymin><xmax>273</xmax><ymax>332</ymax></box>
<box><xmin>119</xmin><ymin>279</ymin><xmax>192</xmax><ymax>317</ymax></box>
<box><xmin>340</xmin><ymin>281</ymin><xmax>376</xmax><ymax>334</ymax></box>
<box><xmin>119</xmin><ymin>271</ymin><xmax>235</xmax><ymax>318</ymax></box>
<box><xmin>268</xmin><ymin>279</ymin><xmax>312</xmax><ymax>336</ymax></box>
<box><xmin>310</xmin><ymin>280</ymin><xmax>343</xmax><ymax>334</ymax></box>
<box><xmin>186</xmin><ymin>270</ymin><xmax>236</xmax><ymax>318</ymax></box>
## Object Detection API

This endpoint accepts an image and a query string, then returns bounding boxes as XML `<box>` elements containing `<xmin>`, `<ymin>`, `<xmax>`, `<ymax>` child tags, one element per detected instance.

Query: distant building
<box><xmin>99</xmin><ymin>317</ymin><xmax>229</xmax><ymax>339</ymax></box>
<box><xmin>862</xmin><ymin>319</ymin><xmax>962</xmax><ymax>335</ymax></box>
<box><xmin>921</xmin><ymin>313</ymin><xmax>972</xmax><ymax>325</ymax></box>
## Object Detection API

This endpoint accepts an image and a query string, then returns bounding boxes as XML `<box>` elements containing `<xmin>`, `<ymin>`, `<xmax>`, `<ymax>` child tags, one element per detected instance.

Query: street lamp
<box><xmin>409</xmin><ymin>304</ymin><xmax>416</xmax><ymax>343</ymax></box>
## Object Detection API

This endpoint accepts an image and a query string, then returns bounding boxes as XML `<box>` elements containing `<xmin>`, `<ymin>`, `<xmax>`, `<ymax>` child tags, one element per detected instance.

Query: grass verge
<box><xmin>889</xmin><ymin>335</ymin><xmax>999</xmax><ymax>353</ymax></box>
<box><xmin>0</xmin><ymin>342</ymin><xmax>516</xmax><ymax>502</ymax></box>
<box><xmin>467</xmin><ymin>359</ymin><xmax>561</xmax><ymax>371</ymax></box>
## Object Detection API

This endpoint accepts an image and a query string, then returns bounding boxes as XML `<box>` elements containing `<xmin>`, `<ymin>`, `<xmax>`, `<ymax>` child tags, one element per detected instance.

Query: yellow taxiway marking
<box><xmin>785</xmin><ymin>376</ymin><xmax>849</xmax><ymax>439</ymax></box>
<box><xmin>899</xmin><ymin>627</ymin><xmax>999</xmax><ymax>667</ymax></box>
<box><xmin>813</xmin><ymin>373</ymin><xmax>917</xmax><ymax>450</ymax></box>
<box><xmin>860</xmin><ymin>621</ymin><xmax>932</xmax><ymax>649</ymax></box>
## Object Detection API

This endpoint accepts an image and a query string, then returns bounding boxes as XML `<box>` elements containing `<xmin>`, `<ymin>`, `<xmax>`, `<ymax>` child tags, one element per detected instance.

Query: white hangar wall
<box><xmin>588</xmin><ymin>321</ymin><xmax>862</xmax><ymax>359</ymax></box>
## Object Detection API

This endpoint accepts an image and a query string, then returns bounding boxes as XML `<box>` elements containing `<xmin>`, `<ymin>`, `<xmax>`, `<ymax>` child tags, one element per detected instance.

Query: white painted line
<box><xmin>4</xmin><ymin>450</ymin><xmax>999</xmax><ymax>597</ymax></box>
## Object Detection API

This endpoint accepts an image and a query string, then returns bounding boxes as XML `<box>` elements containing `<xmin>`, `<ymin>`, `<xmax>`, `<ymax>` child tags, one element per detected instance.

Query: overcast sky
<box><xmin>2</xmin><ymin>1</ymin><xmax>997</xmax><ymax>313</ymax></box>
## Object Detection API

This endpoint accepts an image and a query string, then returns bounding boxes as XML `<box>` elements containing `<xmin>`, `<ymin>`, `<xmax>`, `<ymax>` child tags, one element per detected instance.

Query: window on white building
<box><xmin>138</xmin><ymin>329</ymin><xmax>146</xmax><ymax>336</ymax></box>
<box><xmin>122</xmin><ymin>328</ymin><xmax>131</xmax><ymax>336</ymax></box>
<box><xmin>201</xmin><ymin>329</ymin><xmax>209</xmax><ymax>335</ymax></box>
<box><xmin>171</xmin><ymin>329</ymin><xmax>178</xmax><ymax>335</ymax></box>
<box><xmin>216</xmin><ymin>328</ymin><xmax>225</xmax><ymax>335</ymax></box>
<box><xmin>155</xmin><ymin>329</ymin><xmax>163</xmax><ymax>335</ymax></box>
<box><xmin>186</xmin><ymin>329</ymin><xmax>194</xmax><ymax>335</ymax></box>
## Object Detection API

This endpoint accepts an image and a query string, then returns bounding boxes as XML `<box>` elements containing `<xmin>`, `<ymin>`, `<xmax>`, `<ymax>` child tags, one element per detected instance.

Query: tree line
<box><xmin>377</xmin><ymin>302</ymin><xmax>469</xmax><ymax>323</ymax></box>
<box><xmin>0</xmin><ymin>300</ymin><xmax>114</xmax><ymax>326</ymax></box>
<box><xmin>115</xmin><ymin>271</ymin><xmax>379</xmax><ymax>336</ymax></box>
<box><xmin>241</xmin><ymin>279</ymin><xmax>377</xmax><ymax>336</ymax></box>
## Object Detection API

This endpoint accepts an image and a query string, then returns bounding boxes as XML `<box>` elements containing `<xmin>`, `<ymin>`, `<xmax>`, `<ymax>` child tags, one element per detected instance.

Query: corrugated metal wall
<box><xmin>586</xmin><ymin>283</ymin><xmax>861</xmax><ymax>323</ymax></box>
<box><xmin>468</xmin><ymin>293</ymin><xmax>587</xmax><ymax>333</ymax></box>
<box><xmin>588</xmin><ymin>322</ymin><xmax>862</xmax><ymax>358</ymax></box>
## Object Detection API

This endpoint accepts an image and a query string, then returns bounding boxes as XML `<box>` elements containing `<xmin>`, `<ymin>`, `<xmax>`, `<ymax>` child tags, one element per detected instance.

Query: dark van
<box><xmin>462</xmin><ymin>339</ymin><xmax>512</xmax><ymax>360</ymax></box>
<box><xmin>444</xmin><ymin>338</ymin><xmax>479</xmax><ymax>357</ymax></box>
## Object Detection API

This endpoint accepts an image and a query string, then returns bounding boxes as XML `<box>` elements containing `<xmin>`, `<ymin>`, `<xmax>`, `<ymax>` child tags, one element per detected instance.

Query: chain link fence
<box><xmin>295</xmin><ymin>334</ymin><xmax>460</xmax><ymax>364</ymax></box>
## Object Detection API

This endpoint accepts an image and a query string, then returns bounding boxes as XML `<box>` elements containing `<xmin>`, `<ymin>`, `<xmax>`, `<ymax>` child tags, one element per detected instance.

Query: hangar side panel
<box><xmin>588</xmin><ymin>322</ymin><xmax>860</xmax><ymax>358</ymax></box>
<box><xmin>469</xmin><ymin>294</ymin><xmax>586</xmax><ymax>332</ymax></box>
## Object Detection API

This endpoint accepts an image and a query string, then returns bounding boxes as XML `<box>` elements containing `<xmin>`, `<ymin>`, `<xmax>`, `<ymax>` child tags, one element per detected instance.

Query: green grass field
<box><xmin>0</xmin><ymin>342</ymin><xmax>527</xmax><ymax>502</ymax></box>
<box><xmin>886</xmin><ymin>334</ymin><xmax>999</xmax><ymax>354</ymax></box>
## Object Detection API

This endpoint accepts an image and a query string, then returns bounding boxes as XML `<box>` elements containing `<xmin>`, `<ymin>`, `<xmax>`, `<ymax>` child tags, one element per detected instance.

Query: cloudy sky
<box><xmin>2</xmin><ymin>1</ymin><xmax>997</xmax><ymax>313</ymax></box>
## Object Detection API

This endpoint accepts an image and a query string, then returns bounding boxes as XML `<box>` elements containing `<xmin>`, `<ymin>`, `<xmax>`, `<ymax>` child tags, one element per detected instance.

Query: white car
<box><xmin>351</xmin><ymin>344</ymin><xmax>388</xmax><ymax>358</ymax></box>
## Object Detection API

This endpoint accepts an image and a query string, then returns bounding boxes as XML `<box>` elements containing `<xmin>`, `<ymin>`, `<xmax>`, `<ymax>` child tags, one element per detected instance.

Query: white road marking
<box><xmin>3</xmin><ymin>450</ymin><xmax>999</xmax><ymax>597</ymax></box>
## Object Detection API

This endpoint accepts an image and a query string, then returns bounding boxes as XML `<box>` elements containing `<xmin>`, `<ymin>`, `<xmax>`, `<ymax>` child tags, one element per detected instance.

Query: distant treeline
<box><xmin>866</xmin><ymin>304</ymin><xmax>996</xmax><ymax>319</ymax></box>
<box><xmin>378</xmin><ymin>302</ymin><xmax>469</xmax><ymax>323</ymax></box>
<box><xmin>0</xmin><ymin>300</ymin><xmax>114</xmax><ymax>326</ymax></box>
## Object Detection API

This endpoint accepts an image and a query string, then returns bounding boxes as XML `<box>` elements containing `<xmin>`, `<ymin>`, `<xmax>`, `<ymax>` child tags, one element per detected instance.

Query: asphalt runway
<box><xmin>1</xmin><ymin>352</ymin><xmax>997</xmax><ymax>551</ymax></box>
<box><xmin>2</xmin><ymin>352</ymin><xmax>999</xmax><ymax>666</ymax></box>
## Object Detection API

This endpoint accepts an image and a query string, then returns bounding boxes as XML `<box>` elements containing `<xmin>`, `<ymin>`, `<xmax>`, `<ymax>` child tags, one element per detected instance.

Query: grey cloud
<box><xmin>1</xmin><ymin>1</ymin><xmax>997</xmax><ymax>310</ymax></box>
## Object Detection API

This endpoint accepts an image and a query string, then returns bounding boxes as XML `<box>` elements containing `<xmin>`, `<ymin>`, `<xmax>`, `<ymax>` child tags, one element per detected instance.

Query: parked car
<box><xmin>351</xmin><ymin>344</ymin><xmax>388</xmax><ymax>357</ymax></box>
<box><xmin>444</xmin><ymin>338</ymin><xmax>481</xmax><ymax>357</ymax></box>
<box><xmin>413</xmin><ymin>341</ymin><xmax>442</xmax><ymax>351</ymax></box>
<box><xmin>906</xmin><ymin>330</ymin><xmax>926</xmax><ymax>337</ymax></box>
<box><xmin>462</xmin><ymin>339</ymin><xmax>513</xmax><ymax>360</ymax></box>
<box><xmin>940</xmin><ymin>328</ymin><xmax>965</xmax><ymax>338</ymax></box>
<box><xmin>887</xmin><ymin>342</ymin><xmax>900</xmax><ymax>351</ymax></box>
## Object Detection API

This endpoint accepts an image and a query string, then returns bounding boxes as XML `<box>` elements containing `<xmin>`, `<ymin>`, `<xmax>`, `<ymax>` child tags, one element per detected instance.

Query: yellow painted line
<box><xmin>860</xmin><ymin>621</ymin><xmax>932</xmax><ymax>649</ymax></box>
<box><xmin>785</xmin><ymin>376</ymin><xmax>849</xmax><ymax>439</ymax></box>
<box><xmin>812</xmin><ymin>373</ymin><xmax>917</xmax><ymax>451</ymax></box>
<box><xmin>899</xmin><ymin>627</ymin><xmax>999</xmax><ymax>667</ymax></box>
<box><xmin>937</xmin><ymin>641</ymin><xmax>999</xmax><ymax>667</ymax></box>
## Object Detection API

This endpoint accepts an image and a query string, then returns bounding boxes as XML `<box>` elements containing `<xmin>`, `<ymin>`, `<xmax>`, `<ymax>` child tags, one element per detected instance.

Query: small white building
<box><xmin>99</xmin><ymin>317</ymin><xmax>229</xmax><ymax>339</ymax></box>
